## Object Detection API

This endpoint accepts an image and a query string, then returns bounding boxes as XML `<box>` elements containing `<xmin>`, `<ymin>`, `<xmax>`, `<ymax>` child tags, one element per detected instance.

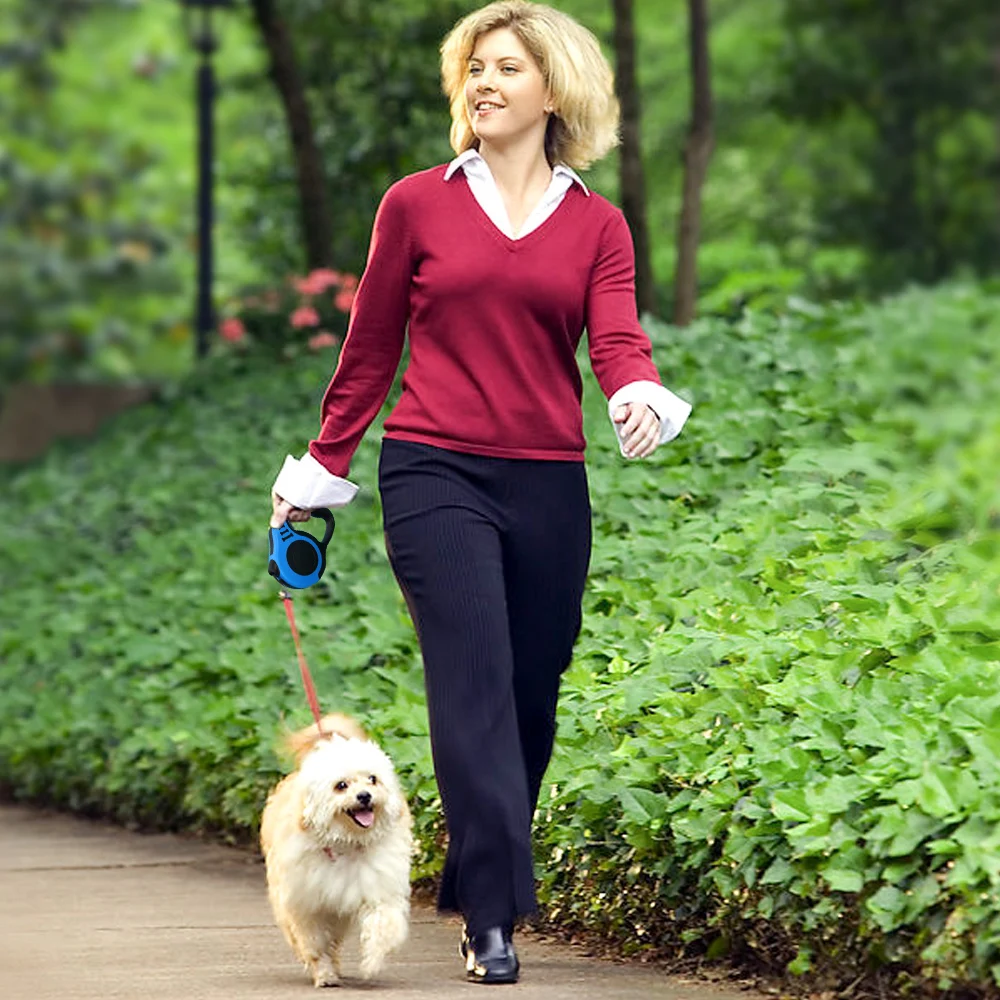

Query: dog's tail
<box><xmin>281</xmin><ymin>713</ymin><xmax>369</xmax><ymax>764</ymax></box>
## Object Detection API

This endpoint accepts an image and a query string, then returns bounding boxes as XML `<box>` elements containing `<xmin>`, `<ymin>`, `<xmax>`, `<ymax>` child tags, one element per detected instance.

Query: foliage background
<box><xmin>2</xmin><ymin>0</ymin><xmax>1000</xmax><ymax>996</ymax></box>
<box><xmin>4</xmin><ymin>0</ymin><xmax>996</xmax><ymax>389</ymax></box>
<box><xmin>3</xmin><ymin>287</ymin><xmax>1000</xmax><ymax>994</ymax></box>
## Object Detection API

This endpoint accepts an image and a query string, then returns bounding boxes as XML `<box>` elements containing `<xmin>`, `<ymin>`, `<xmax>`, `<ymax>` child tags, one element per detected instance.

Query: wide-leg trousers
<box><xmin>377</xmin><ymin>437</ymin><xmax>592</xmax><ymax>936</ymax></box>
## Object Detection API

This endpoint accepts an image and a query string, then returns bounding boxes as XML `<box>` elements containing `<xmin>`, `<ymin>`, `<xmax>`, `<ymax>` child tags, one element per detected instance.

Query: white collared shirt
<box><xmin>443</xmin><ymin>148</ymin><xmax>589</xmax><ymax>239</ymax></box>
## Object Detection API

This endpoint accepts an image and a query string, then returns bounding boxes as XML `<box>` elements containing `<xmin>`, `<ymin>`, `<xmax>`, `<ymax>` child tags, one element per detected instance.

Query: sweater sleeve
<box><xmin>584</xmin><ymin>209</ymin><xmax>663</xmax><ymax>400</ymax></box>
<box><xmin>307</xmin><ymin>182</ymin><xmax>412</xmax><ymax>478</ymax></box>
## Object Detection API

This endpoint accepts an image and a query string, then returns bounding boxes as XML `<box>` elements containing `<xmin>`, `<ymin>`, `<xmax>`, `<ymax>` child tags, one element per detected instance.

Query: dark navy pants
<box><xmin>378</xmin><ymin>438</ymin><xmax>592</xmax><ymax>936</ymax></box>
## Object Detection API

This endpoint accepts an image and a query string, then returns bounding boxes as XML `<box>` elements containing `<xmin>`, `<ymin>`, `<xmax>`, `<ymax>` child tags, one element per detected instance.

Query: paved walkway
<box><xmin>0</xmin><ymin>804</ymin><xmax>762</xmax><ymax>1000</ymax></box>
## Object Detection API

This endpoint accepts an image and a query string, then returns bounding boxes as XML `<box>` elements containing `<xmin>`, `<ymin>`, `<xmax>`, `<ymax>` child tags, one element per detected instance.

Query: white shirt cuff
<box><xmin>608</xmin><ymin>380</ymin><xmax>692</xmax><ymax>456</ymax></box>
<box><xmin>272</xmin><ymin>452</ymin><xmax>359</xmax><ymax>509</ymax></box>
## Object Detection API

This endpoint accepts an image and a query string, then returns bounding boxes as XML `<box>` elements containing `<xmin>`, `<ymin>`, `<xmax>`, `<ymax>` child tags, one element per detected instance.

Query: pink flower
<box><xmin>219</xmin><ymin>317</ymin><xmax>246</xmax><ymax>342</ymax></box>
<box><xmin>290</xmin><ymin>305</ymin><xmax>321</xmax><ymax>329</ymax></box>
<box><xmin>294</xmin><ymin>269</ymin><xmax>343</xmax><ymax>296</ymax></box>
<box><xmin>313</xmin><ymin>267</ymin><xmax>343</xmax><ymax>288</ymax></box>
<box><xmin>340</xmin><ymin>273</ymin><xmax>358</xmax><ymax>291</ymax></box>
<box><xmin>308</xmin><ymin>331</ymin><xmax>341</xmax><ymax>351</ymax></box>
<box><xmin>334</xmin><ymin>289</ymin><xmax>355</xmax><ymax>313</ymax></box>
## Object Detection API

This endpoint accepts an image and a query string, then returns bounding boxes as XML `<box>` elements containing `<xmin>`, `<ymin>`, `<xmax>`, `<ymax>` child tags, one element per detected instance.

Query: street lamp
<box><xmin>180</xmin><ymin>0</ymin><xmax>232</xmax><ymax>360</ymax></box>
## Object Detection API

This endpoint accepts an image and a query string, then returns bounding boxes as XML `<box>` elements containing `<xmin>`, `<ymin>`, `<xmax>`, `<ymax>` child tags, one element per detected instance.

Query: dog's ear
<box><xmin>291</xmin><ymin>784</ymin><xmax>312</xmax><ymax>833</ymax></box>
<box><xmin>300</xmin><ymin>792</ymin><xmax>322</xmax><ymax>833</ymax></box>
<box><xmin>318</xmin><ymin>713</ymin><xmax>369</xmax><ymax>743</ymax></box>
<box><xmin>281</xmin><ymin>720</ymin><xmax>328</xmax><ymax>765</ymax></box>
<box><xmin>278</xmin><ymin>713</ymin><xmax>370</xmax><ymax>766</ymax></box>
<box><xmin>387</xmin><ymin>786</ymin><xmax>411</xmax><ymax>825</ymax></box>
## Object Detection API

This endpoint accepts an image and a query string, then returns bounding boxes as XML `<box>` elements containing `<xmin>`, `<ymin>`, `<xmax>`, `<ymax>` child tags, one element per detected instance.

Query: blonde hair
<box><xmin>440</xmin><ymin>0</ymin><xmax>620</xmax><ymax>171</ymax></box>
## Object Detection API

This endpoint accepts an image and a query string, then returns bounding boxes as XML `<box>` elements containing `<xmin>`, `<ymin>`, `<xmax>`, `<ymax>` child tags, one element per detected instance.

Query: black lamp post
<box><xmin>180</xmin><ymin>0</ymin><xmax>232</xmax><ymax>359</ymax></box>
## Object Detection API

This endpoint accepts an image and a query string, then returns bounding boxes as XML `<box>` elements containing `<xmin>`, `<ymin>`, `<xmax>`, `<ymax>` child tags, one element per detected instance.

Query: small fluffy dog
<box><xmin>260</xmin><ymin>713</ymin><xmax>412</xmax><ymax>987</ymax></box>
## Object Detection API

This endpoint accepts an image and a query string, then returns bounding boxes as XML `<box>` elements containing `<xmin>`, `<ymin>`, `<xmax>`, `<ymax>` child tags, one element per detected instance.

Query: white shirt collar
<box><xmin>444</xmin><ymin>148</ymin><xmax>589</xmax><ymax>196</ymax></box>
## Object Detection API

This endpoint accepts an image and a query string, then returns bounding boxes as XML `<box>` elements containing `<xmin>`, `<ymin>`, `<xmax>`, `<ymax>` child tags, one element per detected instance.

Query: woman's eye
<box><xmin>469</xmin><ymin>66</ymin><xmax>481</xmax><ymax>75</ymax></box>
<box><xmin>501</xmin><ymin>65</ymin><xmax>517</xmax><ymax>73</ymax></box>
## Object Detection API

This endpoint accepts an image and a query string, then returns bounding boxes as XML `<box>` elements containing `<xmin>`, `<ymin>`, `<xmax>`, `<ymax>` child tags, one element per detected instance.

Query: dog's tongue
<box><xmin>352</xmin><ymin>808</ymin><xmax>375</xmax><ymax>828</ymax></box>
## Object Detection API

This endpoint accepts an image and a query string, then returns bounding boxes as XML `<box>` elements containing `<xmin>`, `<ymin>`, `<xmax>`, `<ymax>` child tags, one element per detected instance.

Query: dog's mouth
<box><xmin>347</xmin><ymin>807</ymin><xmax>375</xmax><ymax>829</ymax></box>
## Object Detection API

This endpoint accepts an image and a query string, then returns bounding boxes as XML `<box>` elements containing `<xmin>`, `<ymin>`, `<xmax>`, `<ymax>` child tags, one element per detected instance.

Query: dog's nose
<box><xmin>356</xmin><ymin>790</ymin><xmax>372</xmax><ymax>807</ymax></box>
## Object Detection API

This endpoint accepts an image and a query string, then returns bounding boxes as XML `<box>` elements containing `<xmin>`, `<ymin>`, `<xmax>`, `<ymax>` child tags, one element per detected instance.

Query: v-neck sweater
<box><xmin>308</xmin><ymin>163</ymin><xmax>665</xmax><ymax>477</ymax></box>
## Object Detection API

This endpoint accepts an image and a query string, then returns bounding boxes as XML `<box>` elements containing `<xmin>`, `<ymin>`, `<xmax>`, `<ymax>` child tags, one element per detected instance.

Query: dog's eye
<box><xmin>368</xmin><ymin>775</ymin><xmax>378</xmax><ymax>785</ymax></box>
<box><xmin>335</xmin><ymin>781</ymin><xmax>349</xmax><ymax>791</ymax></box>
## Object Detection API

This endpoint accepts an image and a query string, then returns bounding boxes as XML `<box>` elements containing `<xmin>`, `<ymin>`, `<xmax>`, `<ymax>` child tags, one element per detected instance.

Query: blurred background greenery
<box><xmin>3</xmin><ymin>3</ymin><xmax>1000</xmax><ymax>989</ymax></box>
<box><xmin>2</xmin><ymin>0</ymin><xmax>997</xmax><ymax>400</ymax></box>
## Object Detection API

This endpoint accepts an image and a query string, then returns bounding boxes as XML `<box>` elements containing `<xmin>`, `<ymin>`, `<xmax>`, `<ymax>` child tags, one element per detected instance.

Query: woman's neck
<box><xmin>477</xmin><ymin>142</ymin><xmax>553</xmax><ymax>199</ymax></box>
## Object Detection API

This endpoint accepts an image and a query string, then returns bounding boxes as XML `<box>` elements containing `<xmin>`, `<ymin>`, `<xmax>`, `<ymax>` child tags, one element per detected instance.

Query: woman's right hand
<box><xmin>270</xmin><ymin>491</ymin><xmax>314</xmax><ymax>529</ymax></box>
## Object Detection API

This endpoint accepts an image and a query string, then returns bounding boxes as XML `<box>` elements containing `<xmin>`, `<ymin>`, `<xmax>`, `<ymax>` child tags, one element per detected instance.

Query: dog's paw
<box><xmin>358</xmin><ymin>954</ymin><xmax>384</xmax><ymax>981</ymax></box>
<box><xmin>358</xmin><ymin>904</ymin><xmax>408</xmax><ymax>979</ymax></box>
<box><xmin>311</xmin><ymin>956</ymin><xmax>340</xmax><ymax>988</ymax></box>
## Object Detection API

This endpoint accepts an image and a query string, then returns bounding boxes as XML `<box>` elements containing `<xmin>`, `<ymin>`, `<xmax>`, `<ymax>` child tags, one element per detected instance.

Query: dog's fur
<box><xmin>260</xmin><ymin>713</ymin><xmax>412</xmax><ymax>987</ymax></box>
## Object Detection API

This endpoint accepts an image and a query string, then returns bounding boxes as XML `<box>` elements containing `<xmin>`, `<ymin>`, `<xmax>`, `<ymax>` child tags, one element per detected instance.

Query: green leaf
<box><xmin>771</xmin><ymin>789</ymin><xmax>811</xmax><ymax>823</ymax></box>
<box><xmin>866</xmin><ymin>885</ymin><xmax>907</xmax><ymax>931</ymax></box>
<box><xmin>821</xmin><ymin>867</ymin><xmax>864</xmax><ymax>893</ymax></box>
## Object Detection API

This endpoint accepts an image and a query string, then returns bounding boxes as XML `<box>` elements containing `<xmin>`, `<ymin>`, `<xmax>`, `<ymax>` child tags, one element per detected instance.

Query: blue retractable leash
<box><xmin>267</xmin><ymin>508</ymin><xmax>335</xmax><ymax>589</ymax></box>
<box><xmin>268</xmin><ymin>509</ymin><xmax>335</xmax><ymax>734</ymax></box>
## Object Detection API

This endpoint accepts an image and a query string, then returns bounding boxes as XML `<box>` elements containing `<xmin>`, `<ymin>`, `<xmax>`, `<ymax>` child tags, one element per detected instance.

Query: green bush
<box><xmin>1</xmin><ymin>284</ymin><xmax>998</xmax><ymax>994</ymax></box>
<box><xmin>540</xmin><ymin>287</ymin><xmax>1000</xmax><ymax>993</ymax></box>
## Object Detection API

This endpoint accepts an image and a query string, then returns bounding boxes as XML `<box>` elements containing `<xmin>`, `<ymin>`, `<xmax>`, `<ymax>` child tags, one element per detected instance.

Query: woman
<box><xmin>270</xmin><ymin>0</ymin><xmax>691</xmax><ymax>984</ymax></box>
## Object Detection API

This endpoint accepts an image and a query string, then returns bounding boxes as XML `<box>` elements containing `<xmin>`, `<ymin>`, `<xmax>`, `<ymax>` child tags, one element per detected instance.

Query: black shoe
<box><xmin>463</xmin><ymin>925</ymin><xmax>519</xmax><ymax>984</ymax></box>
<box><xmin>460</xmin><ymin>923</ymin><xmax>512</xmax><ymax>959</ymax></box>
<box><xmin>459</xmin><ymin>923</ymin><xmax>514</xmax><ymax>960</ymax></box>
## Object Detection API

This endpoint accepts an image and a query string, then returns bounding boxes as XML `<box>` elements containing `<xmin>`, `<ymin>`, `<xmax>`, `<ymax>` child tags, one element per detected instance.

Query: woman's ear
<box><xmin>543</xmin><ymin>84</ymin><xmax>554</xmax><ymax>115</ymax></box>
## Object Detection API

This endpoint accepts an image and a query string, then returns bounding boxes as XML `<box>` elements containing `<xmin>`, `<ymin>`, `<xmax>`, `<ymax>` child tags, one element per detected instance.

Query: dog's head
<box><xmin>297</xmin><ymin>734</ymin><xmax>406</xmax><ymax>846</ymax></box>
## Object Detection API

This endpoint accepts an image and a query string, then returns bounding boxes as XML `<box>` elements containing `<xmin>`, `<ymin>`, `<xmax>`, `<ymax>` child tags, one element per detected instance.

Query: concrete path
<box><xmin>0</xmin><ymin>804</ymin><xmax>761</xmax><ymax>1000</ymax></box>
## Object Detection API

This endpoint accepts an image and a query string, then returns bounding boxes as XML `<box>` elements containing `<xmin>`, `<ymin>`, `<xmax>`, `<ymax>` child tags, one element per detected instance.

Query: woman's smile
<box><xmin>474</xmin><ymin>101</ymin><xmax>505</xmax><ymax>118</ymax></box>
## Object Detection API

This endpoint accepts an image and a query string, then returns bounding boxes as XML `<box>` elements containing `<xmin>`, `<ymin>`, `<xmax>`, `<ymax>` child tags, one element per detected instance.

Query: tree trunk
<box><xmin>994</xmin><ymin>31</ymin><xmax>1000</xmax><ymax>264</ymax></box>
<box><xmin>248</xmin><ymin>0</ymin><xmax>334</xmax><ymax>270</ymax></box>
<box><xmin>611</xmin><ymin>0</ymin><xmax>655</xmax><ymax>317</ymax></box>
<box><xmin>673</xmin><ymin>0</ymin><xmax>714</xmax><ymax>327</ymax></box>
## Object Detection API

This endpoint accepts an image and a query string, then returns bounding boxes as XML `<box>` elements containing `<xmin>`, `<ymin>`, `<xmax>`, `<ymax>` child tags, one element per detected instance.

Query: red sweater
<box><xmin>309</xmin><ymin>164</ymin><xmax>663</xmax><ymax>477</ymax></box>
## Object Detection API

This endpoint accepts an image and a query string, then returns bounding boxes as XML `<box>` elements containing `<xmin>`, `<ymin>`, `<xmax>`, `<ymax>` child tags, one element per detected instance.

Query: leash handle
<box><xmin>310</xmin><ymin>508</ymin><xmax>336</xmax><ymax>548</ymax></box>
<box><xmin>279</xmin><ymin>591</ymin><xmax>325</xmax><ymax>736</ymax></box>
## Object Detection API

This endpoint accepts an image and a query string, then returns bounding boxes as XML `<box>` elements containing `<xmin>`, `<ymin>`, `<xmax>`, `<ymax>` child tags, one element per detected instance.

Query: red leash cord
<box><xmin>279</xmin><ymin>591</ymin><xmax>325</xmax><ymax>736</ymax></box>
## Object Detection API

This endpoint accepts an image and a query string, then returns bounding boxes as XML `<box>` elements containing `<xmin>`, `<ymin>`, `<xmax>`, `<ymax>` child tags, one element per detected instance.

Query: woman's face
<box><xmin>464</xmin><ymin>27</ymin><xmax>553</xmax><ymax>154</ymax></box>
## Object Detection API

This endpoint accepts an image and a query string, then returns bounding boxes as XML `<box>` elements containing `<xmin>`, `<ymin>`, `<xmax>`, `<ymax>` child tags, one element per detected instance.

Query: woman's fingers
<box><xmin>271</xmin><ymin>492</ymin><xmax>313</xmax><ymax>527</ymax></box>
<box><xmin>617</xmin><ymin>403</ymin><xmax>660</xmax><ymax>458</ymax></box>
<box><xmin>271</xmin><ymin>493</ymin><xmax>293</xmax><ymax>528</ymax></box>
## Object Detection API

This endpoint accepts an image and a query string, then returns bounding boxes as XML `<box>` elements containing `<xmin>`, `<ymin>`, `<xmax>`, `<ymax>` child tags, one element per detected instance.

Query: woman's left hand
<box><xmin>613</xmin><ymin>402</ymin><xmax>660</xmax><ymax>459</ymax></box>
<box><xmin>271</xmin><ymin>491</ymin><xmax>314</xmax><ymax>528</ymax></box>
